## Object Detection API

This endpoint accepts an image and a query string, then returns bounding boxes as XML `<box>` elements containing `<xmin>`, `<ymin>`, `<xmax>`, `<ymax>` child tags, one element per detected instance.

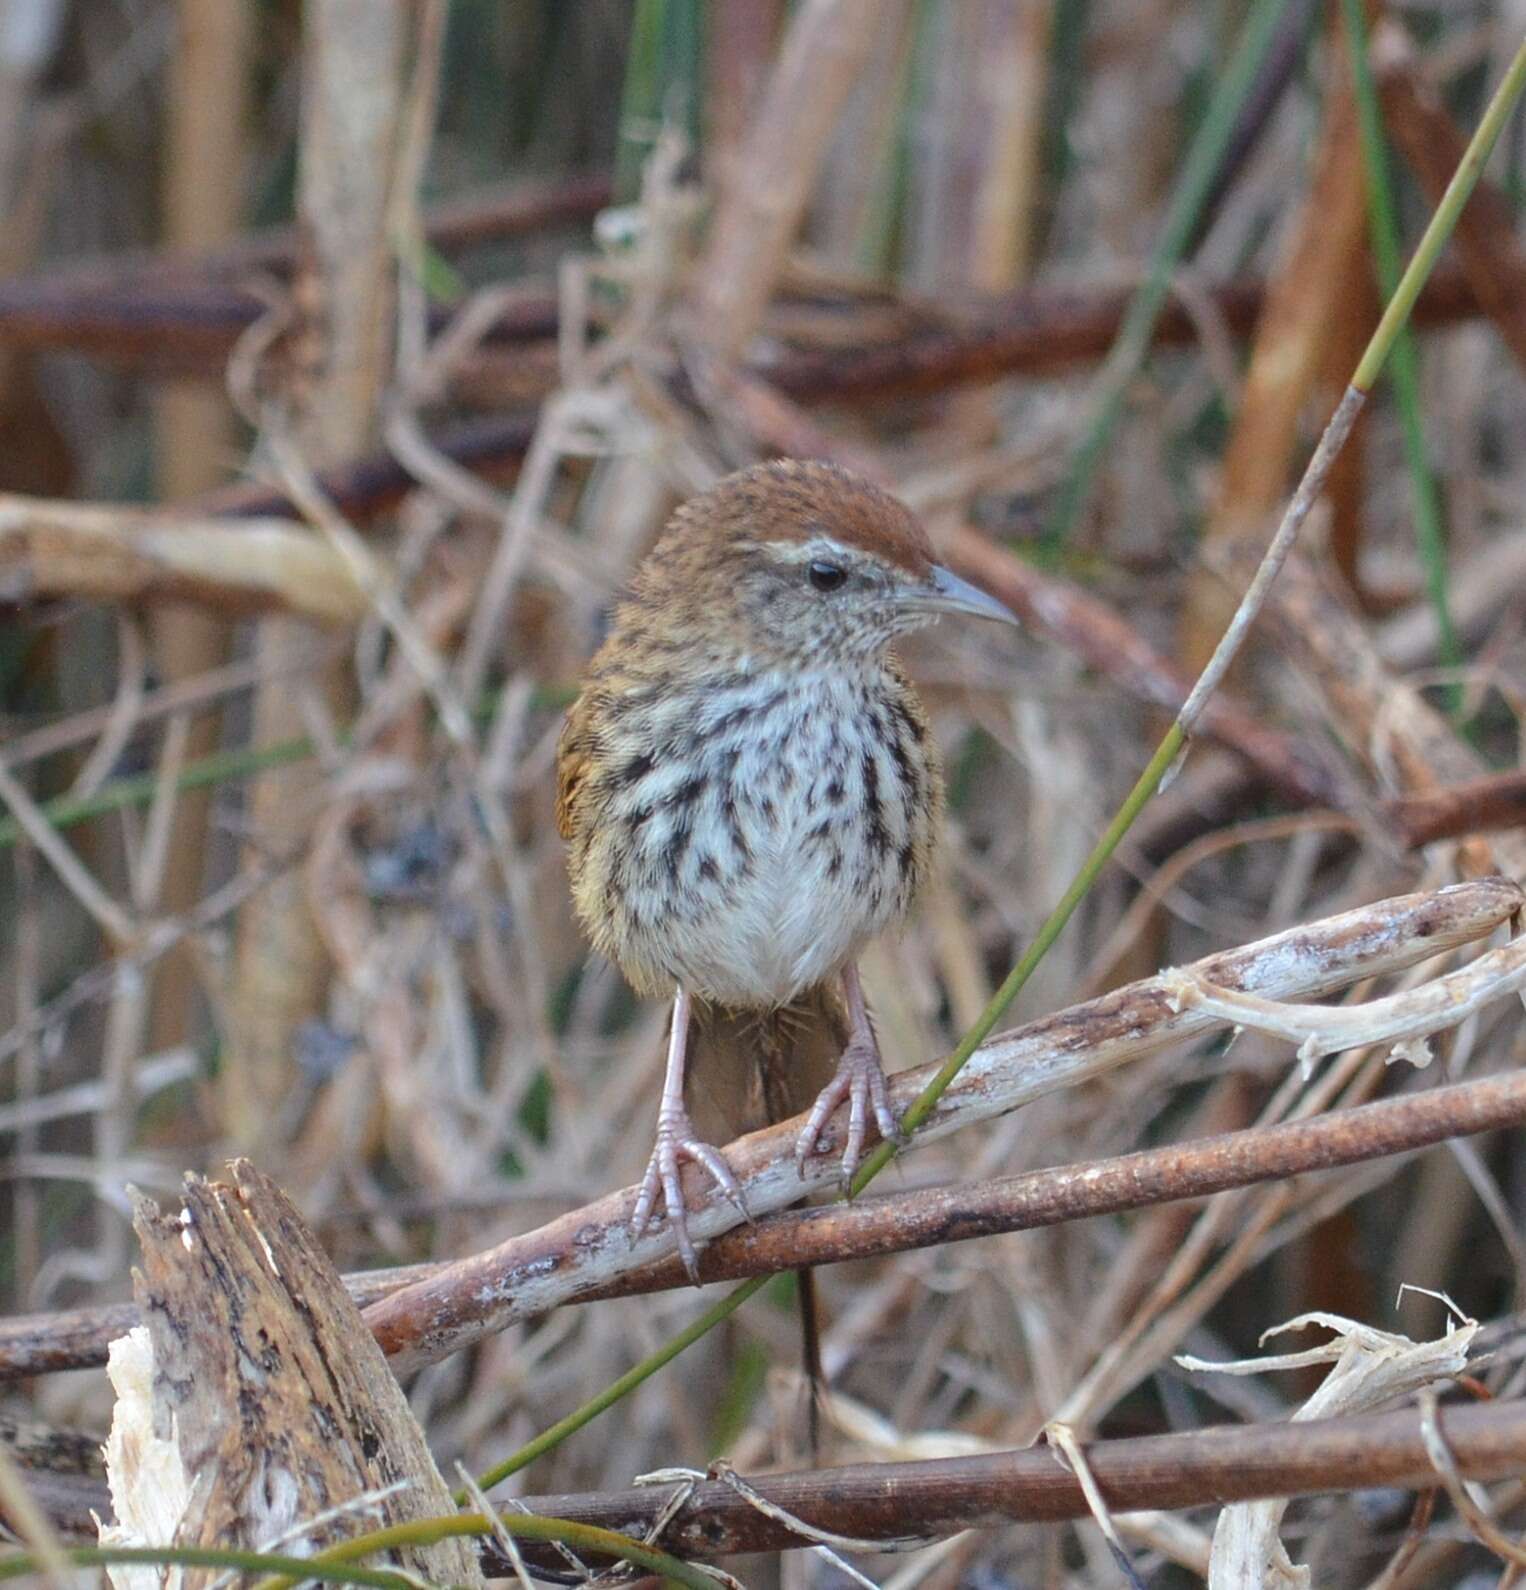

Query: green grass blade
<box><xmin>1342</xmin><ymin>0</ymin><xmax>1459</xmax><ymax>670</ymax></box>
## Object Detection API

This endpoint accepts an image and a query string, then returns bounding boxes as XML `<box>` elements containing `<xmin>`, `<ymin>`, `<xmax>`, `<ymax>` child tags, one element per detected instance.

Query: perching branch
<box><xmin>360</xmin><ymin>878</ymin><xmax>1522</xmax><ymax>1372</ymax></box>
<box><xmin>0</xmin><ymin>879</ymin><xmax>1513</xmax><ymax>1384</ymax></box>
<box><xmin>10</xmin><ymin>1016</ymin><xmax>1526</xmax><ymax>1387</ymax></box>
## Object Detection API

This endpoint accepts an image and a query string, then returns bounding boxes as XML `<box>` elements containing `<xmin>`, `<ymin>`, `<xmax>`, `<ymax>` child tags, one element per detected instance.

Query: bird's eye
<box><xmin>807</xmin><ymin>560</ymin><xmax>847</xmax><ymax>593</ymax></box>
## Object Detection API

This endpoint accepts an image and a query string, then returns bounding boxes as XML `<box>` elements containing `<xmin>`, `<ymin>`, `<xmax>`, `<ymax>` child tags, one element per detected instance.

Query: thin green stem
<box><xmin>615</xmin><ymin>0</ymin><xmax>703</xmax><ymax>202</ymax></box>
<box><xmin>257</xmin><ymin>1509</ymin><xmax>718</xmax><ymax>1590</ymax></box>
<box><xmin>850</xmin><ymin>723</ymin><xmax>1186</xmax><ymax>1192</ymax></box>
<box><xmin>1042</xmin><ymin>0</ymin><xmax>1293</xmax><ymax>553</ymax></box>
<box><xmin>1342</xmin><ymin>0</ymin><xmax>1459</xmax><ymax>671</ymax></box>
<box><xmin>0</xmin><ymin>685</ymin><xmax>576</xmax><ymax>852</ymax></box>
<box><xmin>0</xmin><ymin>735</ymin><xmax>316</xmax><ymax>851</ymax></box>
<box><xmin>0</xmin><ymin>1543</ymin><xmax>414</xmax><ymax>1588</ymax></box>
<box><xmin>475</xmin><ymin>27</ymin><xmax>1526</xmax><ymax>1492</ymax></box>
<box><xmin>473</xmin><ymin>1275</ymin><xmax>765</xmax><ymax>1492</ymax></box>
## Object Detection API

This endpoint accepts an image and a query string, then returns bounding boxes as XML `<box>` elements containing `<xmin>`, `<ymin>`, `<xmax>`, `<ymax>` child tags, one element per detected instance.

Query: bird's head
<box><xmin>630</xmin><ymin>459</ymin><xmax>1018</xmax><ymax>667</ymax></box>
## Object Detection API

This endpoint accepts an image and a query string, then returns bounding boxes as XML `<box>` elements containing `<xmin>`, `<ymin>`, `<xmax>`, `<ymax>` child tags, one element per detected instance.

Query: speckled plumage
<box><xmin>556</xmin><ymin>459</ymin><xmax>1015</xmax><ymax>1274</ymax></box>
<box><xmin>557</xmin><ymin>460</ymin><xmax>943</xmax><ymax>1009</ymax></box>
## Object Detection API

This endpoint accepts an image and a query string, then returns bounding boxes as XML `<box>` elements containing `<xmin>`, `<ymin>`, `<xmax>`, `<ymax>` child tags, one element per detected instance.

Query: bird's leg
<box><xmin>631</xmin><ymin>986</ymin><xmax>750</xmax><ymax>1281</ymax></box>
<box><xmin>795</xmin><ymin>963</ymin><xmax>907</xmax><ymax>1190</ymax></box>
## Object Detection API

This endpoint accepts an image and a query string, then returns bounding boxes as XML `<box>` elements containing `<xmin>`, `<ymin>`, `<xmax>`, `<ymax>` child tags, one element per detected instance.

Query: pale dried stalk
<box><xmin>225</xmin><ymin>0</ymin><xmax>409</xmax><ymax>1146</ymax></box>
<box><xmin>1418</xmin><ymin>1386</ymin><xmax>1526</xmax><ymax>1570</ymax></box>
<box><xmin>0</xmin><ymin>1442</ymin><xmax>77</xmax><ymax>1590</ymax></box>
<box><xmin>0</xmin><ymin>494</ymin><xmax>368</xmax><ymax>622</ymax></box>
<box><xmin>1045</xmin><ymin>1421</ymin><xmax>1142</xmax><ymax>1587</ymax></box>
<box><xmin>66</xmin><ymin>614</ymin><xmax>148</xmax><ymax>804</ymax></box>
<box><xmin>1</xmin><ymin>643</ymin><xmax>339</xmax><ymax>772</ymax></box>
<box><xmin>696</xmin><ymin>0</ymin><xmax>880</xmax><ymax>360</ymax></box>
<box><xmin>1267</xmin><ymin>545</ymin><xmax>1526</xmax><ymax>880</ymax></box>
<box><xmin>1192</xmin><ymin>1311</ymin><xmax>1479</xmax><ymax>1588</ymax></box>
<box><xmin>1164</xmin><ymin>932</ymin><xmax>1526</xmax><ymax>1071</ymax></box>
<box><xmin>148</xmin><ymin>0</ymin><xmax>251</xmax><ymax>1051</ymax></box>
<box><xmin>1051</xmin><ymin>948</ymin><xmax>1454</xmax><ymax>1437</ymax></box>
<box><xmin>0</xmin><ymin>759</ymin><xmax>138</xmax><ymax>944</ymax></box>
<box><xmin>261</xmin><ymin>425</ymin><xmax>471</xmax><ymax>743</ymax></box>
<box><xmin>363</xmin><ymin>879</ymin><xmax>1521</xmax><ymax>1371</ymax></box>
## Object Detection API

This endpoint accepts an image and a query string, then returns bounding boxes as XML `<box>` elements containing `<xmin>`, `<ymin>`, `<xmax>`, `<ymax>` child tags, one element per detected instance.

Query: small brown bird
<box><xmin>557</xmin><ymin>460</ymin><xmax>1018</xmax><ymax>1275</ymax></box>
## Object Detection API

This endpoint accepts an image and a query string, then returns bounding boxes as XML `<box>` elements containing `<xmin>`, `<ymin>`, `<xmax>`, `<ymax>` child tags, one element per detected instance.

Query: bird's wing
<box><xmin>553</xmin><ymin>691</ymin><xmax>596</xmax><ymax>843</ymax></box>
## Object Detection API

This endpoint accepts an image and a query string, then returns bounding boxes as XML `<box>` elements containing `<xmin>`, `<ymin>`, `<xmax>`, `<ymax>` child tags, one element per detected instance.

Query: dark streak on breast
<box><xmin>861</xmin><ymin>748</ymin><xmax>889</xmax><ymax>855</ymax></box>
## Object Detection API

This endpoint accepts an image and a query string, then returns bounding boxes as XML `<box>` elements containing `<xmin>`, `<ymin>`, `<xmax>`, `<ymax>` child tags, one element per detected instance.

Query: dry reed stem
<box><xmin>1265</xmin><ymin>548</ymin><xmax>1526</xmax><ymax>879</ymax></box>
<box><xmin>224</xmin><ymin>0</ymin><xmax>410</xmax><ymax>1150</ymax></box>
<box><xmin>1179</xmin><ymin>63</ymin><xmax>1368</xmax><ymax>669</ymax></box>
<box><xmin>0</xmin><ymin>494</ymin><xmax>368</xmax><ymax>622</ymax></box>
<box><xmin>146</xmin><ymin>0</ymin><xmax>252</xmax><ymax>1051</ymax></box>
<box><xmin>696</xmin><ymin>0</ymin><xmax>880</xmax><ymax>360</ymax></box>
<box><xmin>362</xmin><ymin>879</ymin><xmax>1520</xmax><ymax>1371</ymax></box>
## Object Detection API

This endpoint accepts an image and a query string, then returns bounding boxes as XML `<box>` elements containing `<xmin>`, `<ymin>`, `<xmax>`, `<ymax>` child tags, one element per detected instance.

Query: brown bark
<box><xmin>497</xmin><ymin>1400</ymin><xmax>1526</xmax><ymax>1566</ymax></box>
<box><xmin>360</xmin><ymin>880</ymin><xmax>1519</xmax><ymax>1373</ymax></box>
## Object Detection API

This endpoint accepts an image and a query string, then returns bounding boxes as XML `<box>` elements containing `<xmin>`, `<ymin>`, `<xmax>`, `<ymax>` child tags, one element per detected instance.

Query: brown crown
<box><xmin>665</xmin><ymin>459</ymin><xmax>935</xmax><ymax>577</ymax></box>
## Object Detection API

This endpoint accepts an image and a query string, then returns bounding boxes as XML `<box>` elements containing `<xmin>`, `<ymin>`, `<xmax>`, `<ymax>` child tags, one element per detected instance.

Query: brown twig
<box><xmin>10</xmin><ymin>1056</ymin><xmax>1526</xmax><ymax>1384</ymax></box>
<box><xmin>1388</xmin><ymin>770</ymin><xmax>1526</xmax><ymax>850</ymax></box>
<box><xmin>0</xmin><ymin>243</ymin><xmax>1484</xmax><ymax>402</ymax></box>
<box><xmin>494</xmin><ymin>1400</ymin><xmax>1526</xmax><ymax>1565</ymax></box>
<box><xmin>3</xmin><ymin>881</ymin><xmax>1516</xmax><ymax>1382</ymax></box>
<box><xmin>359</xmin><ymin>879</ymin><xmax>1520</xmax><ymax>1372</ymax></box>
<box><xmin>590</xmin><ymin>1065</ymin><xmax>1526</xmax><ymax>1295</ymax></box>
<box><xmin>0</xmin><ymin>174</ymin><xmax>604</xmax><ymax>371</ymax></box>
<box><xmin>761</xmin><ymin>265</ymin><xmax>1479</xmax><ymax>402</ymax></box>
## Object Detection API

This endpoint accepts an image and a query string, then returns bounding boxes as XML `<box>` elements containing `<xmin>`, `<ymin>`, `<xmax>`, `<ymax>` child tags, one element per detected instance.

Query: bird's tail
<box><xmin>684</xmin><ymin>984</ymin><xmax>847</xmax><ymax>1456</ymax></box>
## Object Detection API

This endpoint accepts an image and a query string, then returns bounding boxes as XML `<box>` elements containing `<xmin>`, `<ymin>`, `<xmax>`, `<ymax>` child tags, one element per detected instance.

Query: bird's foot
<box><xmin>795</xmin><ymin>1036</ymin><xmax>906</xmax><ymax>1192</ymax></box>
<box><xmin>631</xmin><ymin>1108</ymin><xmax>750</xmax><ymax>1283</ymax></box>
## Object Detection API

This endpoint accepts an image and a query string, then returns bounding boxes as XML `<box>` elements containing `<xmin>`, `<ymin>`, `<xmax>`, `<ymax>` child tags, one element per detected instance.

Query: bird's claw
<box><xmin>631</xmin><ymin>1112</ymin><xmax>750</xmax><ymax>1283</ymax></box>
<box><xmin>795</xmin><ymin>1039</ymin><xmax>905</xmax><ymax>1192</ymax></box>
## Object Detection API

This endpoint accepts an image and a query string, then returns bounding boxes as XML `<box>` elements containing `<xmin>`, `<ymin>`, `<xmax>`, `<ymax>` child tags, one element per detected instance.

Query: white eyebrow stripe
<box><xmin>758</xmin><ymin>536</ymin><xmax>857</xmax><ymax>565</ymax></box>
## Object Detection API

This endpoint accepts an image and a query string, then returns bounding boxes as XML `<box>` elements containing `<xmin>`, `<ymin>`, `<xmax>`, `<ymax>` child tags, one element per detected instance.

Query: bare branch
<box><xmin>492</xmin><ymin>1400</ymin><xmax>1526</xmax><ymax>1566</ymax></box>
<box><xmin>363</xmin><ymin>879</ymin><xmax>1522</xmax><ymax>1371</ymax></box>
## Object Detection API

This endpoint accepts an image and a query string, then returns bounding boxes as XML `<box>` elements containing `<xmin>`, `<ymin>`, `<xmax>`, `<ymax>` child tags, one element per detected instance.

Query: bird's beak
<box><xmin>913</xmin><ymin>565</ymin><xmax>1021</xmax><ymax>627</ymax></box>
